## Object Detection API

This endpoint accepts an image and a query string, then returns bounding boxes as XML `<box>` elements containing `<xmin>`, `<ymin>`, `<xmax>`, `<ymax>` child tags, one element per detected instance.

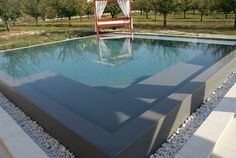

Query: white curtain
<box><xmin>98</xmin><ymin>39</ymin><xmax>111</xmax><ymax>60</ymax></box>
<box><xmin>117</xmin><ymin>0</ymin><xmax>130</xmax><ymax>18</ymax></box>
<box><xmin>96</xmin><ymin>1</ymin><xmax>107</xmax><ymax>19</ymax></box>
<box><xmin>121</xmin><ymin>38</ymin><xmax>131</xmax><ymax>55</ymax></box>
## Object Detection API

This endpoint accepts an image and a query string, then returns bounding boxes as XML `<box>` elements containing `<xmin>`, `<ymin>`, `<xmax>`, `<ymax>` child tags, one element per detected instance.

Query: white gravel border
<box><xmin>0</xmin><ymin>69</ymin><xmax>235</xmax><ymax>158</ymax></box>
<box><xmin>150</xmin><ymin>68</ymin><xmax>236</xmax><ymax>158</ymax></box>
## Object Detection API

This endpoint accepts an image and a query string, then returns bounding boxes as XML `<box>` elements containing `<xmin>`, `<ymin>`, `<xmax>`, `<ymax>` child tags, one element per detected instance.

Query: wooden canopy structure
<box><xmin>94</xmin><ymin>0</ymin><xmax>132</xmax><ymax>36</ymax></box>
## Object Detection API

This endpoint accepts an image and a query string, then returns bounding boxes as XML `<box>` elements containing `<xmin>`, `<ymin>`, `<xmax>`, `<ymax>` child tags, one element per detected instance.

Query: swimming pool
<box><xmin>0</xmin><ymin>35</ymin><xmax>235</xmax><ymax>90</ymax></box>
<box><xmin>0</xmin><ymin>34</ymin><xmax>235</xmax><ymax>158</ymax></box>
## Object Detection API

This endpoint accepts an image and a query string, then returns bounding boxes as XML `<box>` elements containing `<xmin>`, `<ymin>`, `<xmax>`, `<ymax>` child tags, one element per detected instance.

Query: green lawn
<box><xmin>0</xmin><ymin>12</ymin><xmax>235</xmax><ymax>51</ymax></box>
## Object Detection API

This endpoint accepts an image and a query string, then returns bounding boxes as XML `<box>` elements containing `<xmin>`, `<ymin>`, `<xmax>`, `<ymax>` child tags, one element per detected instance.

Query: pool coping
<box><xmin>0</xmin><ymin>34</ymin><xmax>235</xmax><ymax>158</ymax></box>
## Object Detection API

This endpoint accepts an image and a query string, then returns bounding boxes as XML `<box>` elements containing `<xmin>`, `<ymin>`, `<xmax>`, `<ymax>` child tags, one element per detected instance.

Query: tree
<box><xmin>0</xmin><ymin>0</ymin><xmax>22</xmax><ymax>31</ymax></box>
<box><xmin>152</xmin><ymin>0</ymin><xmax>177</xmax><ymax>27</ymax></box>
<box><xmin>141</xmin><ymin>1</ymin><xmax>153</xmax><ymax>19</ymax></box>
<box><xmin>85</xmin><ymin>1</ymin><xmax>94</xmax><ymax>19</ymax></box>
<box><xmin>24</xmin><ymin>0</ymin><xmax>46</xmax><ymax>26</ymax></box>
<box><xmin>52</xmin><ymin>0</ymin><xmax>85</xmax><ymax>25</ymax></box>
<box><xmin>197</xmin><ymin>0</ymin><xmax>211</xmax><ymax>22</ymax></box>
<box><xmin>133</xmin><ymin>0</ymin><xmax>144</xmax><ymax>15</ymax></box>
<box><xmin>215</xmin><ymin>0</ymin><xmax>231</xmax><ymax>19</ymax></box>
<box><xmin>105</xmin><ymin>3</ymin><xmax>122</xmax><ymax>18</ymax></box>
<box><xmin>133</xmin><ymin>0</ymin><xmax>152</xmax><ymax>19</ymax></box>
<box><xmin>180</xmin><ymin>0</ymin><xmax>194</xmax><ymax>18</ymax></box>
<box><xmin>152</xmin><ymin>0</ymin><xmax>159</xmax><ymax>21</ymax></box>
<box><xmin>77</xmin><ymin>0</ymin><xmax>87</xmax><ymax>22</ymax></box>
<box><xmin>191</xmin><ymin>1</ymin><xmax>198</xmax><ymax>14</ymax></box>
<box><xmin>228</xmin><ymin>0</ymin><xmax>236</xmax><ymax>28</ymax></box>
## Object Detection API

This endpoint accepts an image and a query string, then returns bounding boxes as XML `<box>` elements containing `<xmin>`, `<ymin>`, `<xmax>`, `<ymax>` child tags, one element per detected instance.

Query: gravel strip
<box><xmin>150</xmin><ymin>68</ymin><xmax>236</xmax><ymax>158</ymax></box>
<box><xmin>0</xmin><ymin>94</ymin><xmax>75</xmax><ymax>158</ymax></box>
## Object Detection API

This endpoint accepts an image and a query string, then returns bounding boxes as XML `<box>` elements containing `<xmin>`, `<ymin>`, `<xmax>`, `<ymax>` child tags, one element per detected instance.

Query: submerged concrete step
<box><xmin>174</xmin><ymin>84</ymin><xmax>236</xmax><ymax>158</ymax></box>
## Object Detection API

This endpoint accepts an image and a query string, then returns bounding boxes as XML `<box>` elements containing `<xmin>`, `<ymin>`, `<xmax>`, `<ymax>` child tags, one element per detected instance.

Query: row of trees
<box><xmin>0</xmin><ymin>0</ymin><xmax>94</xmax><ymax>31</ymax></box>
<box><xmin>133</xmin><ymin>0</ymin><xmax>236</xmax><ymax>27</ymax></box>
<box><xmin>0</xmin><ymin>0</ymin><xmax>236</xmax><ymax>32</ymax></box>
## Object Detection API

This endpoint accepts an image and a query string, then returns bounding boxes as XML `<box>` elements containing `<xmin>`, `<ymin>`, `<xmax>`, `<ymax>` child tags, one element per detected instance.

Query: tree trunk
<box><xmin>5</xmin><ymin>20</ymin><xmax>10</xmax><ymax>32</ymax></box>
<box><xmin>140</xmin><ymin>10</ymin><xmax>143</xmax><ymax>15</ymax></box>
<box><xmin>200</xmin><ymin>13</ymin><xmax>203</xmax><ymax>22</ymax></box>
<box><xmin>68</xmin><ymin>17</ymin><xmax>72</xmax><ymax>26</ymax></box>
<box><xmin>163</xmin><ymin>13</ymin><xmax>167</xmax><ymax>27</ymax></box>
<box><xmin>13</xmin><ymin>21</ymin><xmax>16</xmax><ymax>27</ymax></box>
<box><xmin>193</xmin><ymin>9</ymin><xmax>195</xmax><ymax>15</ymax></box>
<box><xmin>35</xmin><ymin>17</ymin><xmax>39</xmax><ymax>26</ymax></box>
<box><xmin>184</xmin><ymin>11</ymin><xmax>186</xmax><ymax>19</ymax></box>
<box><xmin>155</xmin><ymin>12</ymin><xmax>157</xmax><ymax>21</ymax></box>
<box><xmin>88</xmin><ymin>15</ymin><xmax>90</xmax><ymax>19</ymax></box>
<box><xmin>80</xmin><ymin>15</ymin><xmax>82</xmax><ymax>22</ymax></box>
<box><xmin>225</xmin><ymin>13</ymin><xmax>228</xmax><ymax>19</ymax></box>
<box><xmin>146</xmin><ymin>11</ymin><xmax>149</xmax><ymax>19</ymax></box>
<box><xmin>234</xmin><ymin>13</ymin><xmax>236</xmax><ymax>28</ymax></box>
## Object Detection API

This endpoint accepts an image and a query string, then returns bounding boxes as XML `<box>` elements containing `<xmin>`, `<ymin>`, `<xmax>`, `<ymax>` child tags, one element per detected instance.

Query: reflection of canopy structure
<box><xmin>94</xmin><ymin>0</ymin><xmax>132</xmax><ymax>36</ymax></box>
<box><xmin>94</xmin><ymin>35</ymin><xmax>133</xmax><ymax>67</ymax></box>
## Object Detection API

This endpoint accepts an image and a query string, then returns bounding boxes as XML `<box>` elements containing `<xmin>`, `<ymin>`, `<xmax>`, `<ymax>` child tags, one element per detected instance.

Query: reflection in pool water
<box><xmin>0</xmin><ymin>36</ymin><xmax>235</xmax><ymax>89</ymax></box>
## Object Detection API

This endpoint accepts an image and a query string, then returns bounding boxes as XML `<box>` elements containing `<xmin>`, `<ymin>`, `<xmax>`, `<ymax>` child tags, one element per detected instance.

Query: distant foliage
<box><xmin>0</xmin><ymin>0</ymin><xmax>22</xmax><ymax>31</ymax></box>
<box><xmin>179</xmin><ymin>0</ymin><xmax>195</xmax><ymax>18</ymax></box>
<box><xmin>0</xmin><ymin>0</ymin><xmax>235</xmax><ymax>30</ymax></box>
<box><xmin>151</xmin><ymin>0</ymin><xmax>178</xmax><ymax>27</ymax></box>
<box><xmin>85</xmin><ymin>1</ymin><xmax>94</xmax><ymax>19</ymax></box>
<box><xmin>105</xmin><ymin>3</ymin><xmax>122</xmax><ymax>18</ymax></box>
<box><xmin>51</xmin><ymin>0</ymin><xmax>86</xmax><ymax>25</ymax></box>
<box><xmin>24</xmin><ymin>0</ymin><xmax>47</xmax><ymax>25</ymax></box>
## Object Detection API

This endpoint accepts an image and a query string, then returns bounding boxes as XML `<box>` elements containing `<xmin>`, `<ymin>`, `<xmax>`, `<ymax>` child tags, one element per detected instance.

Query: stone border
<box><xmin>0</xmin><ymin>34</ymin><xmax>235</xmax><ymax>158</ymax></box>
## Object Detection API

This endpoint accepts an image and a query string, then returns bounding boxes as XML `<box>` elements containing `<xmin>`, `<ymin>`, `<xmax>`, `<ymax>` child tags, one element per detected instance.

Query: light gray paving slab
<box><xmin>0</xmin><ymin>111</ymin><xmax>24</xmax><ymax>140</ymax></box>
<box><xmin>0</xmin><ymin>107</ymin><xmax>8</xmax><ymax>116</ymax></box>
<box><xmin>211</xmin><ymin>146</ymin><xmax>236</xmax><ymax>158</ymax></box>
<box><xmin>178</xmin><ymin>120</ymin><xmax>229</xmax><ymax>158</ymax></box>
<box><xmin>0</xmin><ymin>141</ymin><xmax>12</xmax><ymax>158</ymax></box>
<box><xmin>205</xmin><ymin>103</ymin><xmax>235</xmax><ymax>125</ymax></box>
<box><xmin>225</xmin><ymin>84</ymin><xmax>236</xmax><ymax>98</ymax></box>
<box><xmin>0</xmin><ymin>107</ymin><xmax>49</xmax><ymax>158</ymax></box>
<box><xmin>174</xmin><ymin>153</ymin><xmax>188</xmax><ymax>158</ymax></box>
<box><xmin>214</xmin><ymin>98</ymin><xmax>236</xmax><ymax>113</ymax></box>
<box><xmin>211</xmin><ymin>118</ymin><xmax>236</xmax><ymax>158</ymax></box>
<box><xmin>4</xmin><ymin>132</ymin><xmax>48</xmax><ymax>158</ymax></box>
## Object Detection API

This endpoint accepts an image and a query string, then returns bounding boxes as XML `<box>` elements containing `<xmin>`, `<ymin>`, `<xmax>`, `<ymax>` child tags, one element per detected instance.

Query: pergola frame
<box><xmin>94</xmin><ymin>0</ymin><xmax>132</xmax><ymax>36</ymax></box>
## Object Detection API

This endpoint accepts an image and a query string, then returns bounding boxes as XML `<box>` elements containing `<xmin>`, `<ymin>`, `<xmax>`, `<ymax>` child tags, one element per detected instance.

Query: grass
<box><xmin>0</xmin><ymin>12</ymin><xmax>235</xmax><ymax>50</ymax></box>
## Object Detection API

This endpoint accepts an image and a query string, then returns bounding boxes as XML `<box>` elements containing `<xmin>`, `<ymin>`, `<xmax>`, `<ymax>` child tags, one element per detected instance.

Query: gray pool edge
<box><xmin>0</xmin><ymin>39</ymin><xmax>235</xmax><ymax>158</ymax></box>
